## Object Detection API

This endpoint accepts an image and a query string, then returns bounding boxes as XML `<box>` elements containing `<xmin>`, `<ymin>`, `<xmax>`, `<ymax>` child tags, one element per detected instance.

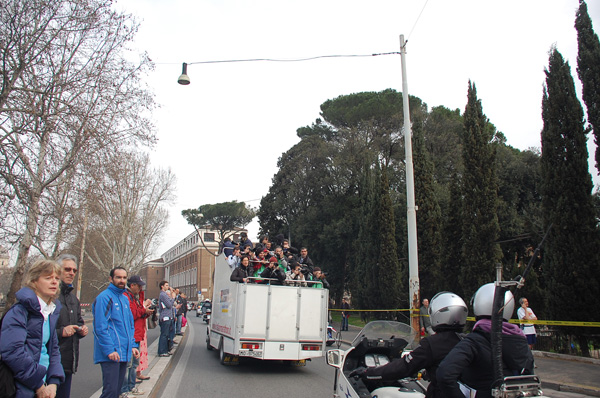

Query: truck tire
<box><xmin>206</xmin><ymin>330</ymin><xmax>213</xmax><ymax>351</ymax></box>
<box><xmin>218</xmin><ymin>338</ymin><xmax>239</xmax><ymax>366</ymax></box>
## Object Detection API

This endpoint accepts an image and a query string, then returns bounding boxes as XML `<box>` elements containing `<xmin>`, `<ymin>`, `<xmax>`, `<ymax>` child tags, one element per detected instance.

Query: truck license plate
<box><xmin>239</xmin><ymin>350</ymin><xmax>263</xmax><ymax>358</ymax></box>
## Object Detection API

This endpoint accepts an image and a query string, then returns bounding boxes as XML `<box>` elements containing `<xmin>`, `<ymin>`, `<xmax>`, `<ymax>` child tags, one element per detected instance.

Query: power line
<box><xmin>185</xmin><ymin>52</ymin><xmax>400</xmax><ymax>66</ymax></box>
<box><xmin>406</xmin><ymin>0</ymin><xmax>431</xmax><ymax>43</ymax></box>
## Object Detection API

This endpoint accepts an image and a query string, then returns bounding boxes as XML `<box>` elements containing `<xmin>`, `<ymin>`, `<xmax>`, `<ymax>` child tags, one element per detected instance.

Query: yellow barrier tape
<box><xmin>329</xmin><ymin>309</ymin><xmax>600</xmax><ymax>327</ymax></box>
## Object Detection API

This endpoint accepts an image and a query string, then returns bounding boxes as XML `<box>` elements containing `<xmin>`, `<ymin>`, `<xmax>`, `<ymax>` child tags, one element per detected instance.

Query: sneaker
<box><xmin>130</xmin><ymin>387</ymin><xmax>145</xmax><ymax>395</ymax></box>
<box><xmin>119</xmin><ymin>394</ymin><xmax>129</xmax><ymax>398</ymax></box>
<box><xmin>159</xmin><ymin>353</ymin><xmax>170</xmax><ymax>357</ymax></box>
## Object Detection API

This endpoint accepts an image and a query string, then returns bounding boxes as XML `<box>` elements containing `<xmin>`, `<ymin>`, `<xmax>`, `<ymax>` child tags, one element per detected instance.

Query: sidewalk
<box><xmin>533</xmin><ymin>351</ymin><xmax>600</xmax><ymax>398</ymax></box>
<box><xmin>89</xmin><ymin>325</ymin><xmax>187</xmax><ymax>398</ymax></box>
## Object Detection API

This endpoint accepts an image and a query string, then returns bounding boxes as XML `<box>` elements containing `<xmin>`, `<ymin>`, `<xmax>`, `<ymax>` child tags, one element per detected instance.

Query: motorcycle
<box><xmin>327</xmin><ymin>324</ymin><xmax>337</xmax><ymax>346</ymax></box>
<box><xmin>326</xmin><ymin>320</ymin><xmax>427</xmax><ymax>398</ymax></box>
<box><xmin>203</xmin><ymin>308</ymin><xmax>211</xmax><ymax>324</ymax></box>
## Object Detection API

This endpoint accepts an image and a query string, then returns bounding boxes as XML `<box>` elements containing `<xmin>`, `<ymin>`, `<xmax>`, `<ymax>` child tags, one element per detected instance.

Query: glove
<box><xmin>349</xmin><ymin>367</ymin><xmax>367</xmax><ymax>379</ymax></box>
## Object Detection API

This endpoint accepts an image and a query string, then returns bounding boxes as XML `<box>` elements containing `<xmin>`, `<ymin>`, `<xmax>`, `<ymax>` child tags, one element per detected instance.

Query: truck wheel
<box><xmin>218</xmin><ymin>339</ymin><xmax>239</xmax><ymax>366</ymax></box>
<box><xmin>206</xmin><ymin>331</ymin><xmax>213</xmax><ymax>351</ymax></box>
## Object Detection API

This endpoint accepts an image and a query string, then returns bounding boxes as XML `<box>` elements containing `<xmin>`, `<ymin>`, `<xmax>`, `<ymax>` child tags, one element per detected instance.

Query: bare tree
<box><xmin>80</xmin><ymin>150</ymin><xmax>175</xmax><ymax>280</ymax></box>
<box><xmin>0</xmin><ymin>0</ymin><xmax>157</xmax><ymax>305</ymax></box>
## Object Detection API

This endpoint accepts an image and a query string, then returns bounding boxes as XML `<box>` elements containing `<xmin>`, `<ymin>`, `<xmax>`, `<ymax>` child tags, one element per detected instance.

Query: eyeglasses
<box><xmin>63</xmin><ymin>267</ymin><xmax>78</xmax><ymax>273</ymax></box>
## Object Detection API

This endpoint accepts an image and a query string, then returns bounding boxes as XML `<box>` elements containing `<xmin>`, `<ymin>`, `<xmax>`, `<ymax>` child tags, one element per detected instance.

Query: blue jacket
<box><xmin>92</xmin><ymin>283</ymin><xmax>135</xmax><ymax>364</ymax></box>
<box><xmin>0</xmin><ymin>287</ymin><xmax>65</xmax><ymax>398</ymax></box>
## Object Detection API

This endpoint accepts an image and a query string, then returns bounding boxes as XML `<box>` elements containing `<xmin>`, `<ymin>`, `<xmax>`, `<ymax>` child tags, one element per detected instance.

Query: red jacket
<box><xmin>124</xmin><ymin>289</ymin><xmax>147</xmax><ymax>343</ymax></box>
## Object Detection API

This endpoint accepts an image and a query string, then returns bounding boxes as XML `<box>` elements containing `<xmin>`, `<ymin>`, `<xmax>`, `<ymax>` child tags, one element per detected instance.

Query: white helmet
<box><xmin>472</xmin><ymin>283</ymin><xmax>515</xmax><ymax>321</ymax></box>
<box><xmin>428</xmin><ymin>292</ymin><xmax>468</xmax><ymax>331</ymax></box>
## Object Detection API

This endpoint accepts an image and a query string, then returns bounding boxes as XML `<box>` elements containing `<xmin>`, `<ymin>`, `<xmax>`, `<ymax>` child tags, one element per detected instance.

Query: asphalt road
<box><xmin>154</xmin><ymin>314</ymin><xmax>340</xmax><ymax>398</ymax></box>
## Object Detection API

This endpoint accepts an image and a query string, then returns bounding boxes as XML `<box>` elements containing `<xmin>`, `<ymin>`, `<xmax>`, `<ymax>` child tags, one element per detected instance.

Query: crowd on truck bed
<box><xmin>226</xmin><ymin>233</ymin><xmax>329</xmax><ymax>289</ymax></box>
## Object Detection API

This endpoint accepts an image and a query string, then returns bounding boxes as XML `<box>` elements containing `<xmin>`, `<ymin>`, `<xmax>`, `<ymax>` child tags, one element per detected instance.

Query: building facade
<box><xmin>162</xmin><ymin>228</ymin><xmax>247</xmax><ymax>303</ymax></box>
<box><xmin>139</xmin><ymin>258</ymin><xmax>165</xmax><ymax>300</ymax></box>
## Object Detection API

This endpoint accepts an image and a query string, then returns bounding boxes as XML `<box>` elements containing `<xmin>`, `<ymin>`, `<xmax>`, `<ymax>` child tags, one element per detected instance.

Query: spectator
<box><xmin>0</xmin><ymin>259</ymin><xmax>65</xmax><ymax>398</ymax></box>
<box><xmin>311</xmin><ymin>267</ymin><xmax>330</xmax><ymax>289</ymax></box>
<box><xmin>420</xmin><ymin>298</ymin><xmax>435</xmax><ymax>336</ymax></box>
<box><xmin>176</xmin><ymin>293</ymin><xmax>188</xmax><ymax>336</ymax></box>
<box><xmin>273</xmin><ymin>246</ymin><xmax>288</xmax><ymax>271</ymax></box>
<box><xmin>341</xmin><ymin>298</ymin><xmax>351</xmax><ymax>331</ymax></box>
<box><xmin>260</xmin><ymin>257</ymin><xmax>286</xmax><ymax>285</ymax></box>
<box><xmin>239</xmin><ymin>232</ymin><xmax>253</xmax><ymax>250</ymax></box>
<box><xmin>222</xmin><ymin>238</ymin><xmax>236</xmax><ymax>257</ymax></box>
<box><xmin>230</xmin><ymin>255</ymin><xmax>251</xmax><ymax>283</ymax></box>
<box><xmin>437</xmin><ymin>283</ymin><xmax>533</xmax><ymax>398</ymax></box>
<box><xmin>286</xmin><ymin>263</ymin><xmax>307</xmax><ymax>287</ymax></box>
<box><xmin>121</xmin><ymin>275</ymin><xmax>152</xmax><ymax>396</ymax></box>
<box><xmin>56</xmin><ymin>254</ymin><xmax>88</xmax><ymax>398</ymax></box>
<box><xmin>517</xmin><ymin>297</ymin><xmax>537</xmax><ymax>351</ymax></box>
<box><xmin>226</xmin><ymin>247</ymin><xmax>241</xmax><ymax>270</ymax></box>
<box><xmin>298</xmin><ymin>247</ymin><xmax>314</xmax><ymax>270</ymax></box>
<box><xmin>158</xmin><ymin>281</ymin><xmax>175</xmax><ymax>357</ymax></box>
<box><xmin>170</xmin><ymin>288</ymin><xmax>180</xmax><ymax>351</ymax></box>
<box><xmin>92</xmin><ymin>267</ymin><xmax>139</xmax><ymax>398</ymax></box>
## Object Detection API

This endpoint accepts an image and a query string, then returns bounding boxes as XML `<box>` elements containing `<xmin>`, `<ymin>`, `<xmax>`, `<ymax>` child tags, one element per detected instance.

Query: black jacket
<box><xmin>230</xmin><ymin>265</ymin><xmax>250</xmax><ymax>282</ymax></box>
<box><xmin>55</xmin><ymin>282</ymin><xmax>85</xmax><ymax>374</ymax></box>
<box><xmin>437</xmin><ymin>322</ymin><xmax>534</xmax><ymax>398</ymax></box>
<box><xmin>365</xmin><ymin>331</ymin><xmax>463</xmax><ymax>398</ymax></box>
<box><xmin>260</xmin><ymin>267</ymin><xmax>286</xmax><ymax>285</ymax></box>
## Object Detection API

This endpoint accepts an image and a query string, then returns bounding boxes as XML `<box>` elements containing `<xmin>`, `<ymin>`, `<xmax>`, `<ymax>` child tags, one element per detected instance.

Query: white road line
<box><xmin>163</xmin><ymin>319</ymin><xmax>195</xmax><ymax>394</ymax></box>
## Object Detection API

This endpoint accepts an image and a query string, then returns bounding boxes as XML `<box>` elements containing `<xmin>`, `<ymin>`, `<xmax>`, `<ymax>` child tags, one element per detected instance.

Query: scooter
<box><xmin>326</xmin><ymin>320</ymin><xmax>427</xmax><ymax>398</ymax></box>
<box><xmin>203</xmin><ymin>308</ymin><xmax>211</xmax><ymax>324</ymax></box>
<box><xmin>327</xmin><ymin>324</ymin><xmax>337</xmax><ymax>346</ymax></box>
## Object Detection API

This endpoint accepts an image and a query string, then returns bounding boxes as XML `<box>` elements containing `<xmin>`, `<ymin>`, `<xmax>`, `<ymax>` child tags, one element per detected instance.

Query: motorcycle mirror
<box><xmin>326</xmin><ymin>349</ymin><xmax>343</xmax><ymax>368</ymax></box>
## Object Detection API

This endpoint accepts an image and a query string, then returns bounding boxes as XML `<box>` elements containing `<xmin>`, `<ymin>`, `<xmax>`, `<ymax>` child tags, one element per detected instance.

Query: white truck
<box><xmin>206</xmin><ymin>253</ymin><xmax>329</xmax><ymax>365</ymax></box>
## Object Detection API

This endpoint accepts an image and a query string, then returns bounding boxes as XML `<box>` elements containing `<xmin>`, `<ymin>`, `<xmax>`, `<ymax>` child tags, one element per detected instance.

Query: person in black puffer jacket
<box><xmin>55</xmin><ymin>254</ymin><xmax>88</xmax><ymax>398</ymax></box>
<box><xmin>437</xmin><ymin>284</ymin><xmax>534</xmax><ymax>398</ymax></box>
<box><xmin>350</xmin><ymin>292</ymin><xmax>468</xmax><ymax>398</ymax></box>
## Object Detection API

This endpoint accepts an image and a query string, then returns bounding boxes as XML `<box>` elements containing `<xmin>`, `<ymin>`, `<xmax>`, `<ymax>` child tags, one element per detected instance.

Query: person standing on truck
<box><xmin>239</xmin><ymin>232</ymin><xmax>253</xmax><ymax>250</ymax></box>
<box><xmin>227</xmin><ymin>247</ymin><xmax>242</xmax><ymax>270</ymax></box>
<box><xmin>230</xmin><ymin>255</ymin><xmax>251</xmax><ymax>283</ymax></box>
<box><xmin>311</xmin><ymin>267</ymin><xmax>330</xmax><ymax>289</ymax></box>
<box><xmin>298</xmin><ymin>247</ymin><xmax>314</xmax><ymax>271</ymax></box>
<box><xmin>260</xmin><ymin>257</ymin><xmax>286</xmax><ymax>285</ymax></box>
<box><xmin>349</xmin><ymin>292</ymin><xmax>468</xmax><ymax>398</ymax></box>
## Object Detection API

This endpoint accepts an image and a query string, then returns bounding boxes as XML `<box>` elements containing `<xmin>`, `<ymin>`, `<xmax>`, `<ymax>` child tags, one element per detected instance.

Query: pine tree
<box><xmin>576</xmin><ymin>0</ymin><xmax>600</xmax><ymax>174</ymax></box>
<box><xmin>413</xmin><ymin>118</ymin><xmax>444</xmax><ymax>299</ymax></box>
<box><xmin>460</xmin><ymin>81</ymin><xmax>501</xmax><ymax>300</ymax></box>
<box><xmin>541</xmin><ymin>48</ymin><xmax>600</xmax><ymax>351</ymax></box>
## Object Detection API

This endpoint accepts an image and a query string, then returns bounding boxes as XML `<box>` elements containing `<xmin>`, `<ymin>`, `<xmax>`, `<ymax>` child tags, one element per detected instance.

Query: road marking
<box><xmin>163</xmin><ymin>319</ymin><xmax>195</xmax><ymax>394</ymax></box>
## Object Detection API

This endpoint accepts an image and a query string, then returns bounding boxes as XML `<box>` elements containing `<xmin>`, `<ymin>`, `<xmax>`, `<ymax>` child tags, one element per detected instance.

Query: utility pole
<box><xmin>400</xmin><ymin>34</ymin><xmax>421</xmax><ymax>336</ymax></box>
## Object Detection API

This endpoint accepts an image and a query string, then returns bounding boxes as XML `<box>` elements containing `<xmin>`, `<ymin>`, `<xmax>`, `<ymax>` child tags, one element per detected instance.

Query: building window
<box><xmin>204</xmin><ymin>233</ymin><xmax>215</xmax><ymax>242</ymax></box>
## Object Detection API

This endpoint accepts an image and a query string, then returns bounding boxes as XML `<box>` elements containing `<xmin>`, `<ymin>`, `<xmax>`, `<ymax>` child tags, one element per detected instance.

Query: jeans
<box><xmin>176</xmin><ymin>314</ymin><xmax>183</xmax><ymax>334</ymax></box>
<box><xmin>342</xmin><ymin>315</ymin><xmax>349</xmax><ymax>331</ymax></box>
<box><xmin>158</xmin><ymin>320</ymin><xmax>171</xmax><ymax>355</ymax></box>
<box><xmin>99</xmin><ymin>361</ymin><xmax>128</xmax><ymax>398</ymax></box>
<box><xmin>121</xmin><ymin>345</ymin><xmax>140</xmax><ymax>393</ymax></box>
<box><xmin>168</xmin><ymin>319</ymin><xmax>175</xmax><ymax>350</ymax></box>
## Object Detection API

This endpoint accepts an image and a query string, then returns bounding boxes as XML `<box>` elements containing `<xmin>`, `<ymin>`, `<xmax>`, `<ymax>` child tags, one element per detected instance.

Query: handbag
<box><xmin>182</xmin><ymin>315</ymin><xmax>187</xmax><ymax>327</ymax></box>
<box><xmin>147</xmin><ymin>312</ymin><xmax>157</xmax><ymax>329</ymax></box>
<box><xmin>0</xmin><ymin>359</ymin><xmax>16</xmax><ymax>397</ymax></box>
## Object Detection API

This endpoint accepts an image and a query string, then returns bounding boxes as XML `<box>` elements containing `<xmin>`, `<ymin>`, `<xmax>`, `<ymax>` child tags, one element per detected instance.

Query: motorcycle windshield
<box><xmin>351</xmin><ymin>321</ymin><xmax>418</xmax><ymax>349</ymax></box>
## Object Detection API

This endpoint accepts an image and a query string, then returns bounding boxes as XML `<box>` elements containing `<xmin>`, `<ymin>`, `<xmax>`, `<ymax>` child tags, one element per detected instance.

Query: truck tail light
<box><xmin>241</xmin><ymin>343</ymin><xmax>261</xmax><ymax>350</ymax></box>
<box><xmin>302</xmin><ymin>344</ymin><xmax>321</xmax><ymax>351</ymax></box>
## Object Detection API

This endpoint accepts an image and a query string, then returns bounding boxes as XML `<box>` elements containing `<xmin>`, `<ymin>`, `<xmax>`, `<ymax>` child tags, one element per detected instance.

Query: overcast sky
<box><xmin>116</xmin><ymin>0</ymin><xmax>600</xmax><ymax>258</ymax></box>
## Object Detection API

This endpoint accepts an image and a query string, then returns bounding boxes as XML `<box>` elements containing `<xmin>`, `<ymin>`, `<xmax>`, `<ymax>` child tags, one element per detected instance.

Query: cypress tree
<box><xmin>541</xmin><ymin>48</ymin><xmax>600</xmax><ymax>352</ymax></box>
<box><xmin>413</xmin><ymin>118</ymin><xmax>444</xmax><ymax>298</ymax></box>
<box><xmin>576</xmin><ymin>0</ymin><xmax>600</xmax><ymax>174</ymax></box>
<box><xmin>460</xmin><ymin>81</ymin><xmax>501</xmax><ymax>300</ymax></box>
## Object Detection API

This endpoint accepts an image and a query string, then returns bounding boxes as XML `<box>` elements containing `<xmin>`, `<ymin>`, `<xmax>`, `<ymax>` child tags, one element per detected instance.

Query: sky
<box><xmin>115</xmin><ymin>0</ymin><xmax>600</xmax><ymax>259</ymax></box>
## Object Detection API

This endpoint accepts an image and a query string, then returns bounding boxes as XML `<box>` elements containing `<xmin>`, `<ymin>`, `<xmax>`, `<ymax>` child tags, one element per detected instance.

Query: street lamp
<box><xmin>177</xmin><ymin>62</ymin><xmax>190</xmax><ymax>85</ymax></box>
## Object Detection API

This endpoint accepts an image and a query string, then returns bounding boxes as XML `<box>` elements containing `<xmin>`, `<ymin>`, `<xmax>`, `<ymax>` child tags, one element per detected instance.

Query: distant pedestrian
<box><xmin>517</xmin><ymin>297</ymin><xmax>537</xmax><ymax>350</ymax></box>
<box><xmin>56</xmin><ymin>254</ymin><xmax>89</xmax><ymax>398</ymax></box>
<box><xmin>93</xmin><ymin>267</ymin><xmax>139</xmax><ymax>398</ymax></box>
<box><xmin>420</xmin><ymin>298</ymin><xmax>434</xmax><ymax>336</ymax></box>
<box><xmin>341</xmin><ymin>298</ymin><xmax>351</xmax><ymax>331</ymax></box>
<box><xmin>158</xmin><ymin>281</ymin><xmax>176</xmax><ymax>357</ymax></box>
<box><xmin>0</xmin><ymin>259</ymin><xmax>65</xmax><ymax>398</ymax></box>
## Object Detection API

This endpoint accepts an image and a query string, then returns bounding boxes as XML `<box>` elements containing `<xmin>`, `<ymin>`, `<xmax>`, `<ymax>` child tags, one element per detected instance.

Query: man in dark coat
<box><xmin>56</xmin><ymin>254</ymin><xmax>88</xmax><ymax>398</ymax></box>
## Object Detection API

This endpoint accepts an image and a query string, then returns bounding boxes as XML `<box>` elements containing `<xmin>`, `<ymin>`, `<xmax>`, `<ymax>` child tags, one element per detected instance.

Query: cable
<box><xmin>406</xmin><ymin>0</ymin><xmax>431</xmax><ymax>43</ymax></box>
<box><xmin>186</xmin><ymin>52</ymin><xmax>400</xmax><ymax>65</ymax></box>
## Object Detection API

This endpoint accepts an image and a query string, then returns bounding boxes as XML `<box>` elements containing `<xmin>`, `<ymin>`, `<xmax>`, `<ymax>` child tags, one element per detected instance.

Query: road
<box><xmin>154</xmin><ymin>314</ymin><xmax>338</xmax><ymax>398</ymax></box>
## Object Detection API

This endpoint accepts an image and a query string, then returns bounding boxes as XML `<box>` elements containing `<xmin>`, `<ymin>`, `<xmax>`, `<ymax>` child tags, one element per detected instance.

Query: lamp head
<box><xmin>177</xmin><ymin>62</ymin><xmax>190</xmax><ymax>85</ymax></box>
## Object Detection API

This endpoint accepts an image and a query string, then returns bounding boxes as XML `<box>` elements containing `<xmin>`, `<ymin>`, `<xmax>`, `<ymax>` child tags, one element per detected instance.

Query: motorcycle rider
<box><xmin>437</xmin><ymin>283</ymin><xmax>534</xmax><ymax>398</ymax></box>
<box><xmin>349</xmin><ymin>291</ymin><xmax>468</xmax><ymax>398</ymax></box>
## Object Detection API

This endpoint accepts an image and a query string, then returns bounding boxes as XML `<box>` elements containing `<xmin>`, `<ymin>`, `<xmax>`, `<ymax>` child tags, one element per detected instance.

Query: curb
<box><xmin>533</xmin><ymin>350</ymin><xmax>600</xmax><ymax>366</ymax></box>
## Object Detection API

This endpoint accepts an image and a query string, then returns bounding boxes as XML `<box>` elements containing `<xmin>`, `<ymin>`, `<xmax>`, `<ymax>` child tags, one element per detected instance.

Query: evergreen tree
<box><xmin>576</xmin><ymin>0</ymin><xmax>600</xmax><ymax>174</ymax></box>
<box><xmin>376</xmin><ymin>165</ymin><xmax>403</xmax><ymax>311</ymax></box>
<box><xmin>541</xmin><ymin>48</ymin><xmax>600</xmax><ymax>352</ymax></box>
<box><xmin>460</xmin><ymin>82</ymin><xmax>501</xmax><ymax>300</ymax></box>
<box><xmin>413</xmin><ymin>118</ymin><xmax>444</xmax><ymax>299</ymax></box>
<box><xmin>441</xmin><ymin>173</ymin><xmax>464</xmax><ymax>296</ymax></box>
